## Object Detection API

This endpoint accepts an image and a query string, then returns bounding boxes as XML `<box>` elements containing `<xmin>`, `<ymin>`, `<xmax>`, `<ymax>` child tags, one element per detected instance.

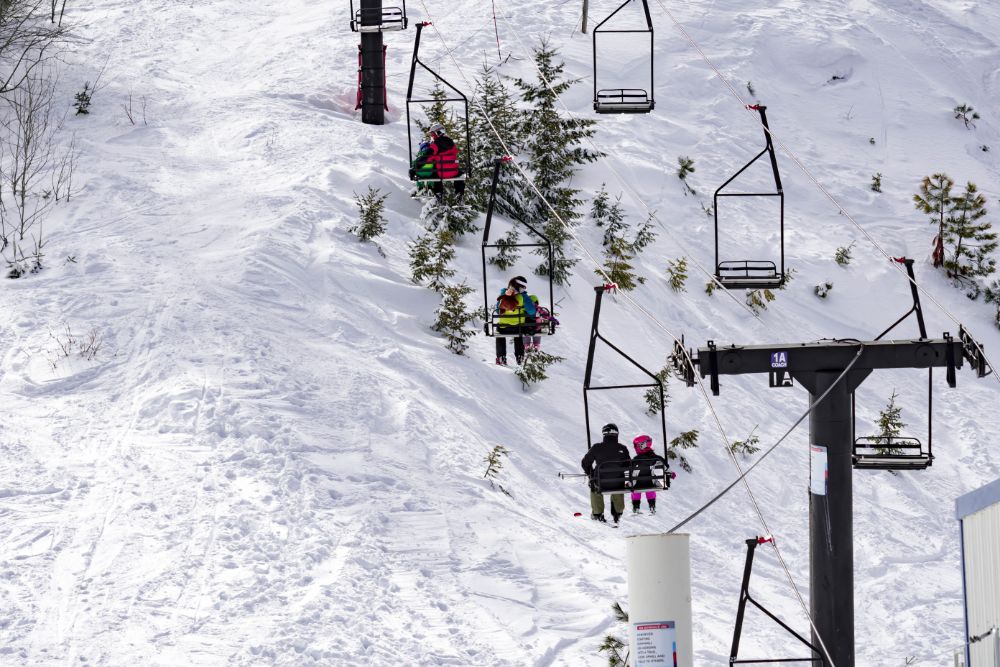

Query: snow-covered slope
<box><xmin>1</xmin><ymin>0</ymin><xmax>998</xmax><ymax>665</ymax></box>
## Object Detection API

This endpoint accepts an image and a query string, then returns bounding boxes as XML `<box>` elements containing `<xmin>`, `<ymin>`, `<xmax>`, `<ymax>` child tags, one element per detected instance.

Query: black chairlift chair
<box><xmin>481</xmin><ymin>157</ymin><xmax>557</xmax><ymax>338</ymax></box>
<box><xmin>405</xmin><ymin>22</ymin><xmax>471</xmax><ymax>189</ymax></box>
<box><xmin>852</xmin><ymin>258</ymin><xmax>937</xmax><ymax>471</ymax></box>
<box><xmin>592</xmin><ymin>0</ymin><xmax>654</xmax><ymax>114</ymax></box>
<box><xmin>583</xmin><ymin>284</ymin><xmax>671</xmax><ymax>495</ymax></box>
<box><xmin>350</xmin><ymin>0</ymin><xmax>407</xmax><ymax>32</ymax></box>
<box><xmin>714</xmin><ymin>105</ymin><xmax>785</xmax><ymax>289</ymax></box>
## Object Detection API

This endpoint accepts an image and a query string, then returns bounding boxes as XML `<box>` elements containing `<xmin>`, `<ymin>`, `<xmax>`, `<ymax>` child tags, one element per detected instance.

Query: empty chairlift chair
<box><xmin>592</xmin><ymin>0</ymin><xmax>655</xmax><ymax>114</ymax></box>
<box><xmin>714</xmin><ymin>105</ymin><xmax>785</xmax><ymax>289</ymax></box>
<box><xmin>851</xmin><ymin>257</ymin><xmax>937</xmax><ymax>471</ymax></box>
<box><xmin>350</xmin><ymin>0</ymin><xmax>408</xmax><ymax>32</ymax></box>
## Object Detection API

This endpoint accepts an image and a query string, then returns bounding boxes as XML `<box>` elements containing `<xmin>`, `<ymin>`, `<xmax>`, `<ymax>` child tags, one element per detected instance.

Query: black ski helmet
<box><xmin>601</xmin><ymin>423</ymin><xmax>619</xmax><ymax>436</ymax></box>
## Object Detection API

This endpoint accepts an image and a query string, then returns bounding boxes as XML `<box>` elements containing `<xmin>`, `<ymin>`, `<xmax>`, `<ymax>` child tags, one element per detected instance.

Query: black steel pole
<box><xmin>802</xmin><ymin>370</ymin><xmax>862</xmax><ymax>667</ymax></box>
<box><xmin>360</xmin><ymin>0</ymin><xmax>385</xmax><ymax>125</ymax></box>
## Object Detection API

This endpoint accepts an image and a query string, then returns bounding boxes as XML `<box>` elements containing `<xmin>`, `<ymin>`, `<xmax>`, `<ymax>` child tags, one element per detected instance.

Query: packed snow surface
<box><xmin>1</xmin><ymin>0</ymin><xmax>998</xmax><ymax>665</ymax></box>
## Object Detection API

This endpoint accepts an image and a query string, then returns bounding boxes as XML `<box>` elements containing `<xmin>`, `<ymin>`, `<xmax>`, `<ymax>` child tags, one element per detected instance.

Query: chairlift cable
<box><xmin>649</xmin><ymin>0</ymin><xmax>999</xmax><ymax>384</ymax></box>
<box><xmin>420</xmin><ymin>5</ymin><xmax>843</xmax><ymax>658</ymax></box>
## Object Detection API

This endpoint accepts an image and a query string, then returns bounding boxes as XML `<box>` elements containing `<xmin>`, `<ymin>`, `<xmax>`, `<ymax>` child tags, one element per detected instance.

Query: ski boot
<box><xmin>648</xmin><ymin>499</ymin><xmax>656</xmax><ymax>515</ymax></box>
<box><xmin>496</xmin><ymin>356</ymin><xmax>507</xmax><ymax>366</ymax></box>
<box><xmin>591</xmin><ymin>513</ymin><xmax>606</xmax><ymax>522</ymax></box>
<box><xmin>632</xmin><ymin>500</ymin><xmax>641</xmax><ymax>514</ymax></box>
<box><xmin>611</xmin><ymin>511</ymin><xmax>622</xmax><ymax>525</ymax></box>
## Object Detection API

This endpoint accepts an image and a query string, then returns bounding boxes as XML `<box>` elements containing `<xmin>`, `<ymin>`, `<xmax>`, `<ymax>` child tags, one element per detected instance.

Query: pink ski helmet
<box><xmin>633</xmin><ymin>434</ymin><xmax>653</xmax><ymax>453</ymax></box>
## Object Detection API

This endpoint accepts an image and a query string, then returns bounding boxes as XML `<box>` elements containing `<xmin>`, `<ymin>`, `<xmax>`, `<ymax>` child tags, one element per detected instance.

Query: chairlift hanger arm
<box><xmin>874</xmin><ymin>257</ymin><xmax>927</xmax><ymax>341</ymax></box>
<box><xmin>715</xmin><ymin>106</ymin><xmax>783</xmax><ymax>196</ymax></box>
<box><xmin>593</xmin><ymin>0</ymin><xmax>653</xmax><ymax>33</ymax></box>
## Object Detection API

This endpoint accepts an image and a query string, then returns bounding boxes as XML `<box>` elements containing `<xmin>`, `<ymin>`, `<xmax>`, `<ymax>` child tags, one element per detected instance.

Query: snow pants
<box><xmin>590</xmin><ymin>491</ymin><xmax>625</xmax><ymax>517</ymax></box>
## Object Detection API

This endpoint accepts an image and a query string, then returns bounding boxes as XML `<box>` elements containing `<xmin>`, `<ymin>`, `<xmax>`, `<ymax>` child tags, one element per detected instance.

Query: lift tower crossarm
<box><xmin>699</xmin><ymin>337</ymin><xmax>962</xmax><ymax>394</ymax></box>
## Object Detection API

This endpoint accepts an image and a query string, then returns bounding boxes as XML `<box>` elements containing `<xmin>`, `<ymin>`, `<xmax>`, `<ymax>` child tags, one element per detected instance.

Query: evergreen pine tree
<box><xmin>595</xmin><ymin>188</ymin><xmax>627</xmax><ymax>247</ymax></box>
<box><xmin>596</xmin><ymin>235</ymin><xmax>644</xmax><ymax>291</ymax></box>
<box><xmin>409</xmin><ymin>226</ymin><xmax>456</xmax><ymax>292</ymax></box>
<box><xmin>590</xmin><ymin>184</ymin><xmax>611</xmax><ymax>226</ymax></box>
<box><xmin>870</xmin><ymin>390</ymin><xmax>905</xmax><ymax>455</ymax></box>
<box><xmin>643</xmin><ymin>366</ymin><xmax>670</xmax><ymax>415</ymax></box>
<box><xmin>417</xmin><ymin>83</ymin><xmax>462</xmax><ymax>141</ymax></box>
<box><xmin>349</xmin><ymin>186</ymin><xmax>389</xmax><ymax>254</ymax></box>
<box><xmin>514</xmin><ymin>349</ymin><xmax>564</xmax><ymax>390</ymax></box>
<box><xmin>914</xmin><ymin>173</ymin><xmax>954</xmax><ymax>268</ymax></box>
<box><xmin>488</xmin><ymin>228</ymin><xmax>521</xmax><ymax>271</ymax></box>
<box><xmin>422</xmin><ymin>190</ymin><xmax>479</xmax><ymax>238</ymax></box>
<box><xmin>667</xmin><ymin>430</ymin><xmax>699</xmax><ymax>473</ymax></box>
<box><xmin>632</xmin><ymin>214</ymin><xmax>657</xmax><ymax>252</ymax></box>
<box><xmin>665</xmin><ymin>257</ymin><xmax>688</xmax><ymax>292</ymax></box>
<box><xmin>432</xmin><ymin>281</ymin><xmax>478</xmax><ymax>354</ymax></box>
<box><xmin>943</xmin><ymin>182</ymin><xmax>997</xmax><ymax>286</ymax></box>
<box><xmin>730</xmin><ymin>427</ymin><xmax>761</xmax><ymax>458</ymax></box>
<box><xmin>468</xmin><ymin>65</ymin><xmax>524</xmax><ymax>214</ymax></box>
<box><xmin>512</xmin><ymin>39</ymin><xmax>602</xmax><ymax>285</ymax></box>
<box><xmin>598</xmin><ymin>602</ymin><xmax>630</xmax><ymax>667</ymax></box>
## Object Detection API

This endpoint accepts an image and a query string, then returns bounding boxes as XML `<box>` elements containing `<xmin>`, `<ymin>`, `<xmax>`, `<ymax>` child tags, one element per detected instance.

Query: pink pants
<box><xmin>631</xmin><ymin>491</ymin><xmax>656</xmax><ymax>501</ymax></box>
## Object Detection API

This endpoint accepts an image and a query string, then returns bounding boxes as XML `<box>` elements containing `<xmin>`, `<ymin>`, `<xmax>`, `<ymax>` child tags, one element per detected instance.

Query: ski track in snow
<box><xmin>0</xmin><ymin>0</ymin><xmax>997</xmax><ymax>665</ymax></box>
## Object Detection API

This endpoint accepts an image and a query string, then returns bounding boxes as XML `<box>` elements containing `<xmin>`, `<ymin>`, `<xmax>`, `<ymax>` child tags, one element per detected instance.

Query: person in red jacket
<box><xmin>413</xmin><ymin>122</ymin><xmax>465</xmax><ymax>201</ymax></box>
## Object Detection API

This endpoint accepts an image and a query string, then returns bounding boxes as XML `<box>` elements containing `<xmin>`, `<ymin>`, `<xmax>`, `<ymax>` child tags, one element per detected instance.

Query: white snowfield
<box><xmin>0</xmin><ymin>0</ymin><xmax>997</xmax><ymax>665</ymax></box>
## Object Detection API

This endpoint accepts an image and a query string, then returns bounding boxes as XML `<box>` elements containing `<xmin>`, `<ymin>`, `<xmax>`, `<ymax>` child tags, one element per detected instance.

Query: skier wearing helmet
<box><xmin>581</xmin><ymin>423</ymin><xmax>631</xmax><ymax>524</ymax></box>
<box><xmin>411</xmin><ymin>122</ymin><xmax>465</xmax><ymax>201</ymax></box>
<box><xmin>630</xmin><ymin>434</ymin><xmax>667</xmax><ymax>514</ymax></box>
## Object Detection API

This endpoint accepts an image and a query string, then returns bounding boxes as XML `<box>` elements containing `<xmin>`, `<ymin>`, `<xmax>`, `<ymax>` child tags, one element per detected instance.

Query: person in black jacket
<box><xmin>581</xmin><ymin>423</ymin><xmax>631</xmax><ymax>523</ymax></box>
<box><xmin>630</xmin><ymin>434</ymin><xmax>667</xmax><ymax>514</ymax></box>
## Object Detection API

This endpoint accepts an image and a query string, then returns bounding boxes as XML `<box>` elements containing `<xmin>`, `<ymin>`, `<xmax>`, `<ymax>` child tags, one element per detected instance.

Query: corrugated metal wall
<box><xmin>963</xmin><ymin>502</ymin><xmax>1000</xmax><ymax>667</ymax></box>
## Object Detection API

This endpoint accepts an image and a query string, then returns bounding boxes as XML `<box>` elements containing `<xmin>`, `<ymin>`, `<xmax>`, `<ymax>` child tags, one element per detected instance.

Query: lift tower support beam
<box><xmin>359</xmin><ymin>0</ymin><xmax>386</xmax><ymax>125</ymax></box>
<box><xmin>698</xmin><ymin>336</ymin><xmax>962</xmax><ymax>667</ymax></box>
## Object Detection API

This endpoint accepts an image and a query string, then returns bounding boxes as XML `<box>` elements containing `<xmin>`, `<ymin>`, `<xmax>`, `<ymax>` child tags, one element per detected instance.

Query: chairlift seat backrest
<box><xmin>592</xmin><ymin>460</ymin><xmax>669</xmax><ymax>494</ymax></box>
<box><xmin>592</xmin><ymin>0</ymin><xmax>655</xmax><ymax>115</ymax></box>
<box><xmin>716</xmin><ymin>260</ymin><xmax>784</xmax><ymax>289</ymax></box>
<box><xmin>852</xmin><ymin>436</ymin><xmax>932</xmax><ymax>470</ymax></box>
<box><xmin>595</xmin><ymin>89</ymin><xmax>654</xmax><ymax>114</ymax></box>
<box><xmin>351</xmin><ymin>3</ymin><xmax>407</xmax><ymax>32</ymax></box>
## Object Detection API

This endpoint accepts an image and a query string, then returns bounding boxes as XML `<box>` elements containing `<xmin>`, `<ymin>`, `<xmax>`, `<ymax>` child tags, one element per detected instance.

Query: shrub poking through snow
<box><xmin>74</xmin><ymin>82</ymin><xmax>92</xmax><ymax>114</ymax></box>
<box><xmin>666</xmin><ymin>257</ymin><xmax>688</xmax><ymax>292</ymax></box>
<box><xmin>514</xmin><ymin>349</ymin><xmax>564</xmax><ymax>391</ymax></box>
<box><xmin>871</xmin><ymin>173</ymin><xmax>882</xmax><ymax>193</ymax></box>
<box><xmin>483</xmin><ymin>444</ymin><xmax>512</xmax><ymax>497</ymax></box>
<box><xmin>953</xmin><ymin>104</ymin><xmax>980</xmax><ymax>129</ymax></box>
<box><xmin>815</xmin><ymin>281</ymin><xmax>833</xmax><ymax>298</ymax></box>
<box><xmin>598</xmin><ymin>602</ymin><xmax>630</xmax><ymax>667</ymax></box>
<box><xmin>835</xmin><ymin>241</ymin><xmax>856</xmax><ymax>266</ymax></box>
<box><xmin>350</xmin><ymin>185</ymin><xmax>389</xmax><ymax>252</ymax></box>
<box><xmin>668</xmin><ymin>429</ymin><xmax>699</xmax><ymax>473</ymax></box>
<box><xmin>432</xmin><ymin>282</ymin><xmax>478</xmax><ymax>355</ymax></box>
<box><xmin>730</xmin><ymin>427</ymin><xmax>761</xmax><ymax>458</ymax></box>
<box><xmin>677</xmin><ymin>156</ymin><xmax>696</xmax><ymax>195</ymax></box>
